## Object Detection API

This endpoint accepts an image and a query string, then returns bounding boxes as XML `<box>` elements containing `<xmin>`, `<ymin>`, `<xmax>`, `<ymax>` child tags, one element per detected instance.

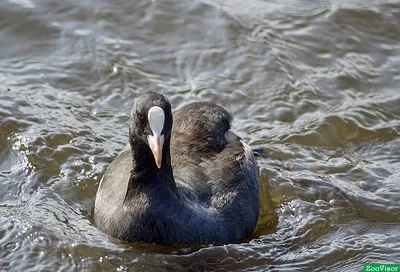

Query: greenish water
<box><xmin>1</xmin><ymin>0</ymin><xmax>400</xmax><ymax>271</ymax></box>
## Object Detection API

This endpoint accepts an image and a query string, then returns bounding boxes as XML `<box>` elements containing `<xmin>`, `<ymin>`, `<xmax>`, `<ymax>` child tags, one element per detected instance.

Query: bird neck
<box><xmin>128</xmin><ymin>134</ymin><xmax>177</xmax><ymax>193</ymax></box>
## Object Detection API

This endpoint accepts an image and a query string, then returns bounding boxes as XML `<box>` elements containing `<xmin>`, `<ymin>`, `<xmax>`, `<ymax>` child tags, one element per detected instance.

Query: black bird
<box><xmin>94</xmin><ymin>92</ymin><xmax>260</xmax><ymax>244</ymax></box>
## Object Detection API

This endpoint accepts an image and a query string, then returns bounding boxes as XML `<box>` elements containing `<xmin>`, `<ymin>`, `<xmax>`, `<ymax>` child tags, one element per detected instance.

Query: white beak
<box><xmin>148</xmin><ymin>133</ymin><xmax>163</xmax><ymax>168</ymax></box>
<box><xmin>147</xmin><ymin>106</ymin><xmax>165</xmax><ymax>169</ymax></box>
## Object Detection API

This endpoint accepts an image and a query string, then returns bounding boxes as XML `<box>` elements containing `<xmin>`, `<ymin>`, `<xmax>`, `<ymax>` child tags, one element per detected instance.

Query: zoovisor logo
<box><xmin>364</xmin><ymin>264</ymin><xmax>400</xmax><ymax>272</ymax></box>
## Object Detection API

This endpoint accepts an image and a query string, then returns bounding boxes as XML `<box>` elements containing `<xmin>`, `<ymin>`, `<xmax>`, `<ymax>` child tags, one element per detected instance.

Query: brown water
<box><xmin>1</xmin><ymin>0</ymin><xmax>400</xmax><ymax>271</ymax></box>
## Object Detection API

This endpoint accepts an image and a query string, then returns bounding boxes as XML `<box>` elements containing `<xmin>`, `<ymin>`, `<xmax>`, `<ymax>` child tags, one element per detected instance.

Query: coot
<box><xmin>94</xmin><ymin>92</ymin><xmax>259</xmax><ymax>244</ymax></box>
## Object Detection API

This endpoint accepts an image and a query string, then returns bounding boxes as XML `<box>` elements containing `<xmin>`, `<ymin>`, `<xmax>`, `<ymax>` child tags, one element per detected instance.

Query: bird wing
<box><xmin>170</xmin><ymin>102</ymin><xmax>259</xmax><ymax>212</ymax></box>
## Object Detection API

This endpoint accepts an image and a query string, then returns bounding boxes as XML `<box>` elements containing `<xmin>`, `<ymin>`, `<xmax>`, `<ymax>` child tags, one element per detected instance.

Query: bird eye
<box><xmin>138</xmin><ymin>114</ymin><xmax>145</xmax><ymax>122</ymax></box>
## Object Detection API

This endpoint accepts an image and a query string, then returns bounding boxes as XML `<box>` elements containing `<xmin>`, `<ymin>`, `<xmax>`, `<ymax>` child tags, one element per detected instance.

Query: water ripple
<box><xmin>0</xmin><ymin>0</ymin><xmax>399</xmax><ymax>270</ymax></box>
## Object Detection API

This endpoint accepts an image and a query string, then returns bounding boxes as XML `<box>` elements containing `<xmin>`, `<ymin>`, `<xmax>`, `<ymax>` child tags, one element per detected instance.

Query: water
<box><xmin>0</xmin><ymin>0</ymin><xmax>399</xmax><ymax>270</ymax></box>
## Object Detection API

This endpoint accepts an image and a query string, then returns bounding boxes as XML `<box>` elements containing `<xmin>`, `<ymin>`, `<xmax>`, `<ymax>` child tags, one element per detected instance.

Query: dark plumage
<box><xmin>93</xmin><ymin>92</ymin><xmax>260</xmax><ymax>244</ymax></box>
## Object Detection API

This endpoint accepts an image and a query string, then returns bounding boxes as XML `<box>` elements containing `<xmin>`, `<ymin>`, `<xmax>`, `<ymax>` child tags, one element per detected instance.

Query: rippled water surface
<box><xmin>1</xmin><ymin>0</ymin><xmax>400</xmax><ymax>270</ymax></box>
